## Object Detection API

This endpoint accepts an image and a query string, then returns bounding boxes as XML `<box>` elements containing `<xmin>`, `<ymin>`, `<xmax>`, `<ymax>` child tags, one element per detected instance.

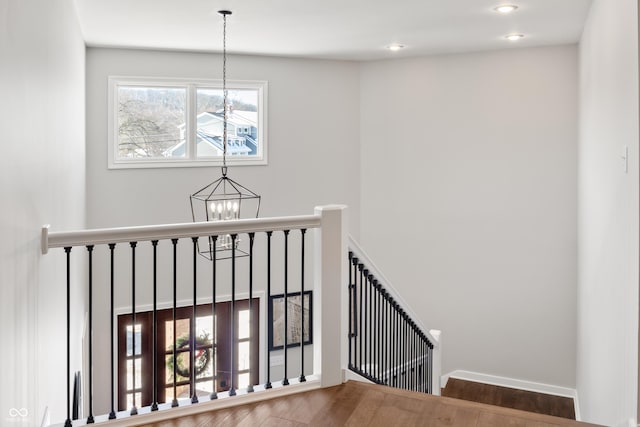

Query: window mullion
<box><xmin>187</xmin><ymin>84</ymin><xmax>197</xmax><ymax>160</ymax></box>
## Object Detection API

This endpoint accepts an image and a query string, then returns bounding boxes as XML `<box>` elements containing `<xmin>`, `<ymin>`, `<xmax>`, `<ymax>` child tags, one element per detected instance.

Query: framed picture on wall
<box><xmin>268</xmin><ymin>291</ymin><xmax>313</xmax><ymax>350</ymax></box>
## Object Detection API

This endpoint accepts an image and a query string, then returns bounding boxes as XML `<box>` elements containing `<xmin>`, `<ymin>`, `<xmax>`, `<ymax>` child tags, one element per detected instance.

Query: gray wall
<box><xmin>0</xmin><ymin>0</ymin><xmax>86</xmax><ymax>425</ymax></box>
<box><xmin>359</xmin><ymin>45</ymin><xmax>578</xmax><ymax>388</ymax></box>
<box><xmin>577</xmin><ymin>0</ymin><xmax>639</xmax><ymax>425</ymax></box>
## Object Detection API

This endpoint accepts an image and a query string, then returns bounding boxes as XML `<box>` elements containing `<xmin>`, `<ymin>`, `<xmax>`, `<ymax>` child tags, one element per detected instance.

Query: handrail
<box><xmin>348</xmin><ymin>235</ymin><xmax>438</xmax><ymax>347</ymax></box>
<box><xmin>41</xmin><ymin>214</ymin><xmax>321</xmax><ymax>253</ymax></box>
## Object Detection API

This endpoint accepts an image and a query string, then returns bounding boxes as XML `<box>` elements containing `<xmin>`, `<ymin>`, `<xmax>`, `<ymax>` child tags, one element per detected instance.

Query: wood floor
<box><xmin>442</xmin><ymin>378</ymin><xmax>576</xmax><ymax>420</ymax></box>
<box><xmin>146</xmin><ymin>381</ymin><xmax>602</xmax><ymax>427</ymax></box>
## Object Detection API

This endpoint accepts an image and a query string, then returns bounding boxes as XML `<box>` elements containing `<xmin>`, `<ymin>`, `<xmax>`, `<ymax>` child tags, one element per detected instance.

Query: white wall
<box><xmin>85</xmin><ymin>48</ymin><xmax>360</xmax><ymax>413</ymax></box>
<box><xmin>360</xmin><ymin>45</ymin><xmax>578</xmax><ymax>388</ymax></box>
<box><xmin>0</xmin><ymin>0</ymin><xmax>86</xmax><ymax>425</ymax></box>
<box><xmin>577</xmin><ymin>0</ymin><xmax>639</xmax><ymax>425</ymax></box>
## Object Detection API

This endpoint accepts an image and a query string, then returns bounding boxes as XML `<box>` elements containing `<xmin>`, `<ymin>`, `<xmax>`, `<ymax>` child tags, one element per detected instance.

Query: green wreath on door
<box><xmin>167</xmin><ymin>331</ymin><xmax>212</xmax><ymax>379</ymax></box>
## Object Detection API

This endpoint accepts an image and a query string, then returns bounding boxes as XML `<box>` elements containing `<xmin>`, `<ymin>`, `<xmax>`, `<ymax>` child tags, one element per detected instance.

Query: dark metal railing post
<box><xmin>282</xmin><ymin>229</ymin><xmax>290</xmax><ymax>386</ymax></box>
<box><xmin>86</xmin><ymin>245</ymin><xmax>95</xmax><ymax>424</ymax></box>
<box><xmin>171</xmin><ymin>239</ymin><xmax>179</xmax><ymax>407</ymax></box>
<box><xmin>151</xmin><ymin>240</ymin><xmax>159</xmax><ymax>411</ymax></box>
<box><xmin>265</xmin><ymin>231</ymin><xmax>273</xmax><ymax>389</ymax></box>
<box><xmin>191</xmin><ymin>237</ymin><xmax>199</xmax><ymax>404</ymax></box>
<box><xmin>108</xmin><ymin>243</ymin><xmax>117</xmax><ymax>420</ymax></box>
<box><xmin>358</xmin><ymin>263</ymin><xmax>364</xmax><ymax>373</ymax></box>
<box><xmin>348</xmin><ymin>252</ymin><xmax>353</xmax><ymax>370</ymax></box>
<box><xmin>64</xmin><ymin>247</ymin><xmax>72</xmax><ymax>427</ymax></box>
<box><xmin>210</xmin><ymin>236</ymin><xmax>218</xmax><ymax>400</ymax></box>
<box><xmin>228</xmin><ymin>234</ymin><xmax>237</xmax><ymax>396</ymax></box>
<box><xmin>130</xmin><ymin>241</ymin><xmax>138</xmax><ymax>415</ymax></box>
<box><xmin>299</xmin><ymin>229</ymin><xmax>307</xmax><ymax>383</ymax></box>
<box><xmin>368</xmin><ymin>273</ymin><xmax>373</xmax><ymax>378</ymax></box>
<box><xmin>248</xmin><ymin>232</ymin><xmax>255</xmax><ymax>392</ymax></box>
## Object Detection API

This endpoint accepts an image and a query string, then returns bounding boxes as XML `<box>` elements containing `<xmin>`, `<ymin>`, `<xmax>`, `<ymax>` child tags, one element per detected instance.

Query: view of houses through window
<box><xmin>109</xmin><ymin>78</ymin><xmax>267</xmax><ymax>168</ymax></box>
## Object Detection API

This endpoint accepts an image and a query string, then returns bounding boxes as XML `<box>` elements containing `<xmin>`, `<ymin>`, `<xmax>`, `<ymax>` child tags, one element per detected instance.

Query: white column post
<box><xmin>313</xmin><ymin>205</ymin><xmax>348</xmax><ymax>388</ymax></box>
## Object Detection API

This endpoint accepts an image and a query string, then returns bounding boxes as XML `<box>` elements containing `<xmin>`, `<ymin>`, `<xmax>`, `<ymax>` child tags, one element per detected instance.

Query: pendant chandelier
<box><xmin>190</xmin><ymin>10</ymin><xmax>261</xmax><ymax>260</ymax></box>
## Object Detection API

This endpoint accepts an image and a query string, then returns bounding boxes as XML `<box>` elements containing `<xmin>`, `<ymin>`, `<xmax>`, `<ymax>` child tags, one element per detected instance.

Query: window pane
<box><xmin>126</xmin><ymin>324</ymin><xmax>142</xmax><ymax>356</ymax></box>
<box><xmin>165</xmin><ymin>318</ymin><xmax>190</xmax><ymax>352</ymax></box>
<box><xmin>126</xmin><ymin>358</ymin><xmax>142</xmax><ymax>390</ymax></box>
<box><xmin>196</xmin><ymin>88</ymin><xmax>259</xmax><ymax>158</ymax></box>
<box><xmin>238</xmin><ymin>309</ymin><xmax>250</xmax><ymax>339</ymax></box>
<box><xmin>126</xmin><ymin>392</ymin><xmax>141</xmax><ymax>409</ymax></box>
<box><xmin>117</xmin><ymin>86</ymin><xmax>186</xmax><ymax>159</ymax></box>
<box><xmin>238</xmin><ymin>372</ymin><xmax>250</xmax><ymax>390</ymax></box>
<box><xmin>238</xmin><ymin>341</ymin><xmax>250</xmax><ymax>371</ymax></box>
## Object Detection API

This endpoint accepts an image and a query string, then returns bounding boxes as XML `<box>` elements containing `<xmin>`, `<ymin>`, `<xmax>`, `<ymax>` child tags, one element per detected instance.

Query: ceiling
<box><xmin>75</xmin><ymin>0</ymin><xmax>593</xmax><ymax>61</ymax></box>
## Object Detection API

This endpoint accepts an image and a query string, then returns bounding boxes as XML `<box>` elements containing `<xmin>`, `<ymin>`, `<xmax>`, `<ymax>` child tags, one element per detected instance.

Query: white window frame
<box><xmin>108</xmin><ymin>76</ymin><xmax>268</xmax><ymax>169</ymax></box>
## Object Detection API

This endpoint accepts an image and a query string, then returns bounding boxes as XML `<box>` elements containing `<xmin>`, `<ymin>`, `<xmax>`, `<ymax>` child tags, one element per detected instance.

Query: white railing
<box><xmin>40</xmin><ymin>205</ymin><xmax>438</xmax><ymax>426</ymax></box>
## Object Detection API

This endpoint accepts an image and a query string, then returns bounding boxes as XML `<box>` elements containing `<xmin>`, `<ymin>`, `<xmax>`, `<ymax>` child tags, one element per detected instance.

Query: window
<box><xmin>117</xmin><ymin>299</ymin><xmax>259</xmax><ymax>410</ymax></box>
<box><xmin>108</xmin><ymin>77</ymin><xmax>267</xmax><ymax>169</ymax></box>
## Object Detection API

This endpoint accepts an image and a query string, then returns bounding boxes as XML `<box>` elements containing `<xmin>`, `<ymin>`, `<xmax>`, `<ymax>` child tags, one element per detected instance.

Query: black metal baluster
<box><xmin>86</xmin><ymin>245</ymin><xmax>95</xmax><ymax>424</ymax></box>
<box><xmin>428</xmin><ymin>341</ymin><xmax>433</xmax><ymax>394</ymax></box>
<box><xmin>108</xmin><ymin>243</ymin><xmax>117</xmax><ymax>419</ymax></box>
<box><xmin>191</xmin><ymin>237</ymin><xmax>199</xmax><ymax>404</ymax></box>
<box><xmin>130</xmin><ymin>242</ymin><xmax>138</xmax><ymax>415</ymax></box>
<box><xmin>265</xmin><ymin>231</ymin><xmax>273</xmax><ymax>389</ymax></box>
<box><xmin>348</xmin><ymin>253</ymin><xmax>353</xmax><ymax>370</ymax></box>
<box><xmin>402</xmin><ymin>310</ymin><xmax>407</xmax><ymax>390</ymax></box>
<box><xmin>229</xmin><ymin>234</ymin><xmax>237</xmax><ymax>396</ymax></box>
<box><xmin>282</xmin><ymin>229</ymin><xmax>290</xmax><ymax>386</ymax></box>
<box><xmin>151</xmin><ymin>240</ymin><xmax>159</xmax><ymax>411</ymax></box>
<box><xmin>248</xmin><ymin>232</ymin><xmax>255</xmax><ymax>392</ymax></box>
<box><xmin>368</xmin><ymin>273</ymin><xmax>373</xmax><ymax>379</ymax></box>
<box><xmin>210</xmin><ymin>236</ymin><xmax>218</xmax><ymax>400</ymax></box>
<box><xmin>358</xmin><ymin>263</ymin><xmax>363</xmax><ymax>373</ymax></box>
<box><xmin>299</xmin><ymin>229</ymin><xmax>306</xmax><ymax>383</ymax></box>
<box><xmin>64</xmin><ymin>247</ymin><xmax>72</xmax><ymax>427</ymax></box>
<box><xmin>171</xmin><ymin>239</ymin><xmax>179</xmax><ymax>407</ymax></box>
<box><xmin>351</xmin><ymin>256</ymin><xmax>359</xmax><ymax>371</ymax></box>
<box><xmin>389</xmin><ymin>298</ymin><xmax>398</xmax><ymax>387</ymax></box>
<box><xmin>413</xmin><ymin>326</ymin><xmax>417</xmax><ymax>391</ymax></box>
<box><xmin>376</xmin><ymin>282</ymin><xmax>382</xmax><ymax>384</ymax></box>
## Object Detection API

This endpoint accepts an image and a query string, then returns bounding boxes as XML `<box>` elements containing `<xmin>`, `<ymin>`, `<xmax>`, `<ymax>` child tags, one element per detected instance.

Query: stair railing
<box><xmin>347</xmin><ymin>237</ymin><xmax>441</xmax><ymax>395</ymax></box>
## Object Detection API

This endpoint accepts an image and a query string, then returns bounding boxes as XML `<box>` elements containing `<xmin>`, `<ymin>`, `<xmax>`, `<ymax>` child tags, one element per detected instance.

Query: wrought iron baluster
<box><xmin>282</xmin><ymin>230</ymin><xmax>290</xmax><ymax>386</ymax></box>
<box><xmin>191</xmin><ymin>237</ymin><xmax>199</xmax><ymax>404</ymax></box>
<box><xmin>130</xmin><ymin>242</ymin><xmax>138</xmax><ymax>415</ymax></box>
<box><xmin>64</xmin><ymin>247</ymin><xmax>72</xmax><ymax>427</ymax></box>
<box><xmin>229</xmin><ymin>234</ymin><xmax>238</xmax><ymax>396</ymax></box>
<box><xmin>108</xmin><ymin>243</ymin><xmax>117</xmax><ymax>420</ymax></box>
<box><xmin>171</xmin><ymin>239</ymin><xmax>179</xmax><ymax>407</ymax></box>
<box><xmin>248</xmin><ymin>232</ymin><xmax>255</xmax><ymax>392</ymax></box>
<box><xmin>86</xmin><ymin>245</ymin><xmax>95</xmax><ymax>424</ymax></box>
<box><xmin>151</xmin><ymin>240</ymin><xmax>159</xmax><ymax>411</ymax></box>
<box><xmin>210</xmin><ymin>236</ymin><xmax>218</xmax><ymax>400</ymax></box>
<box><xmin>265</xmin><ymin>231</ymin><xmax>273</xmax><ymax>389</ymax></box>
<box><xmin>348</xmin><ymin>251</ymin><xmax>355</xmax><ymax>369</ymax></box>
<box><xmin>299</xmin><ymin>229</ymin><xmax>307</xmax><ymax>383</ymax></box>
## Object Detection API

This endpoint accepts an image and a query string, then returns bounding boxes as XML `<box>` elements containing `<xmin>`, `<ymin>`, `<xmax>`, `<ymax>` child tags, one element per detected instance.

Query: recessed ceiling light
<box><xmin>387</xmin><ymin>44</ymin><xmax>405</xmax><ymax>51</ymax></box>
<box><xmin>494</xmin><ymin>4</ymin><xmax>518</xmax><ymax>14</ymax></box>
<box><xmin>505</xmin><ymin>33</ymin><xmax>524</xmax><ymax>41</ymax></box>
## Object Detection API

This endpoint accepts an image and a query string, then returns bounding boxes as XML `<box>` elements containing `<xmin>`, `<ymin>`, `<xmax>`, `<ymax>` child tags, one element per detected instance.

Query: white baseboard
<box><xmin>441</xmin><ymin>370</ymin><xmax>581</xmax><ymax>421</ymax></box>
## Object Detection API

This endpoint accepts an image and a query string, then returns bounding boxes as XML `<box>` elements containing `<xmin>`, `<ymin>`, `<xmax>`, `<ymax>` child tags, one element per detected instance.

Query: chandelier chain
<box><xmin>222</xmin><ymin>11</ymin><xmax>228</xmax><ymax>173</ymax></box>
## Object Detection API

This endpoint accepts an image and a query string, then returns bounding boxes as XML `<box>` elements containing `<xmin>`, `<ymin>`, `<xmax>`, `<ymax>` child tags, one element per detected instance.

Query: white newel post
<box><xmin>430</xmin><ymin>329</ymin><xmax>442</xmax><ymax>395</ymax></box>
<box><xmin>313</xmin><ymin>205</ymin><xmax>348</xmax><ymax>388</ymax></box>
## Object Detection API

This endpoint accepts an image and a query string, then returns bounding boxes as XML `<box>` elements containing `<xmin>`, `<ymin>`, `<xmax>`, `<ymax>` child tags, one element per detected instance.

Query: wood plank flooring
<box><xmin>146</xmin><ymin>380</ymin><xmax>602</xmax><ymax>427</ymax></box>
<box><xmin>442</xmin><ymin>378</ymin><xmax>576</xmax><ymax>420</ymax></box>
